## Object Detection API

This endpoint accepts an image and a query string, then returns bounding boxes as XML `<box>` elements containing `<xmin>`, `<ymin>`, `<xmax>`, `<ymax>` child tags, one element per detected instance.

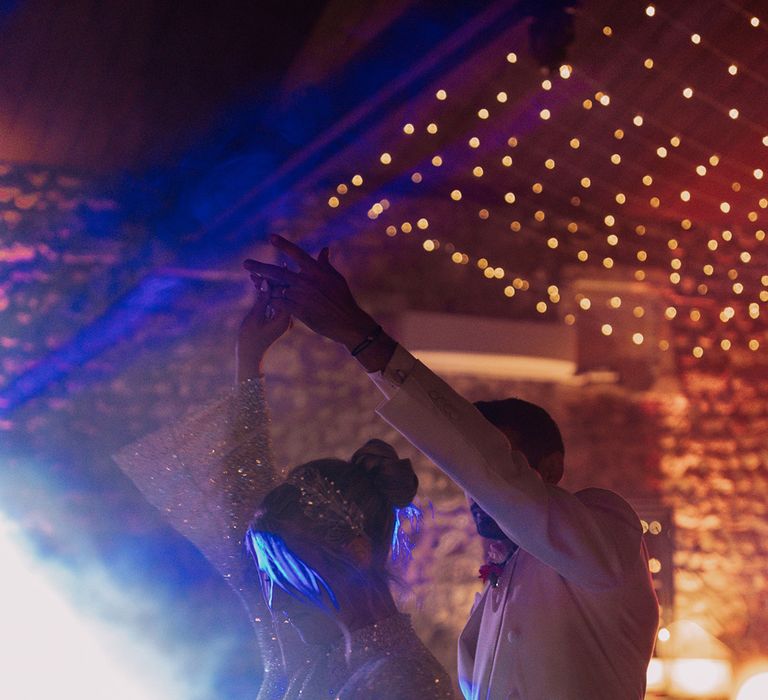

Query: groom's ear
<box><xmin>536</xmin><ymin>451</ymin><xmax>564</xmax><ymax>484</ymax></box>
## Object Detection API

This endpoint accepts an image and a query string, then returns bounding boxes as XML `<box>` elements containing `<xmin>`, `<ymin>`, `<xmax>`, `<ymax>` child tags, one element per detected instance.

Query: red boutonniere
<box><xmin>478</xmin><ymin>563</ymin><xmax>506</xmax><ymax>587</ymax></box>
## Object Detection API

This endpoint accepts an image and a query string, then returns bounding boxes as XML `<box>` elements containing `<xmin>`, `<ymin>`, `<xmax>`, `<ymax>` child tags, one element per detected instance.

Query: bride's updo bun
<box><xmin>350</xmin><ymin>439</ymin><xmax>418</xmax><ymax>509</ymax></box>
<box><xmin>253</xmin><ymin>439</ymin><xmax>419</xmax><ymax>569</ymax></box>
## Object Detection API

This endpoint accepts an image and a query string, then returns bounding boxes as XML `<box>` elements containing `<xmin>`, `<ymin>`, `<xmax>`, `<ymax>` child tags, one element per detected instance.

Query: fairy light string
<box><xmin>321</xmin><ymin>2</ymin><xmax>766</xmax><ymax>359</ymax></box>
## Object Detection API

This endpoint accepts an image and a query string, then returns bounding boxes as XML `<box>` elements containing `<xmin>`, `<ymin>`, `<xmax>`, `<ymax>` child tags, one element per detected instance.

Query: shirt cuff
<box><xmin>367</xmin><ymin>344</ymin><xmax>418</xmax><ymax>400</ymax></box>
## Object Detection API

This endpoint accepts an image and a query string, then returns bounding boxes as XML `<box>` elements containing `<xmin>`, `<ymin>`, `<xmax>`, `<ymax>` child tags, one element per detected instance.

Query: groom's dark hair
<box><xmin>473</xmin><ymin>398</ymin><xmax>564</xmax><ymax>475</ymax></box>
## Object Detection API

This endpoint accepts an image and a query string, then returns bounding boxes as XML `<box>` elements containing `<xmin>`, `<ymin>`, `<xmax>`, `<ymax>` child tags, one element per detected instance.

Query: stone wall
<box><xmin>659</xmin><ymin>316</ymin><xmax>768</xmax><ymax>658</ymax></box>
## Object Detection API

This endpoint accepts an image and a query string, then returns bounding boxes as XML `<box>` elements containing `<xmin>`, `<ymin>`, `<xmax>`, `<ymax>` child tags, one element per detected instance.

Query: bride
<box><xmin>113</xmin><ymin>280</ymin><xmax>454</xmax><ymax>699</ymax></box>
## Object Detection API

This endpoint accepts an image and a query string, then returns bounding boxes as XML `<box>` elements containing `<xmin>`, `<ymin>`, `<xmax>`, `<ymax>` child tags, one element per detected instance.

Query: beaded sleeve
<box><xmin>112</xmin><ymin>377</ymin><xmax>276</xmax><ymax>584</ymax></box>
<box><xmin>112</xmin><ymin>377</ymin><xmax>287</xmax><ymax>698</ymax></box>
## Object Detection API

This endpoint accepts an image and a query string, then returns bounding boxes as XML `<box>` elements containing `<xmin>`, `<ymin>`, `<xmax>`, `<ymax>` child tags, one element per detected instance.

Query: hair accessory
<box><xmin>246</xmin><ymin>530</ymin><xmax>339</xmax><ymax>609</ymax></box>
<box><xmin>350</xmin><ymin>324</ymin><xmax>383</xmax><ymax>356</ymax></box>
<box><xmin>391</xmin><ymin>501</ymin><xmax>425</xmax><ymax>562</ymax></box>
<box><xmin>285</xmin><ymin>467</ymin><xmax>365</xmax><ymax>543</ymax></box>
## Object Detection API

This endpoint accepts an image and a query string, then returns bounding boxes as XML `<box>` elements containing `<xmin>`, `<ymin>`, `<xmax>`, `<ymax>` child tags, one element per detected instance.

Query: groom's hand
<box><xmin>242</xmin><ymin>235</ymin><xmax>380</xmax><ymax>353</ymax></box>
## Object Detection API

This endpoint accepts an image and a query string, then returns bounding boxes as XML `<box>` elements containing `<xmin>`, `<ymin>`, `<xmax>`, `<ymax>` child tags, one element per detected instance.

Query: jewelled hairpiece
<box><xmin>285</xmin><ymin>467</ymin><xmax>365</xmax><ymax>544</ymax></box>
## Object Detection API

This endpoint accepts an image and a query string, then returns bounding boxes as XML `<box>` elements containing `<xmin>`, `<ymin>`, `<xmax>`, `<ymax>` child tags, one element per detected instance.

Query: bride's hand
<box><xmin>236</xmin><ymin>276</ymin><xmax>291</xmax><ymax>382</ymax></box>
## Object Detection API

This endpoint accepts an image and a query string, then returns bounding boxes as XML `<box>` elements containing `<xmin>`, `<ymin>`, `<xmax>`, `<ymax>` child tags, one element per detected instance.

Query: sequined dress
<box><xmin>113</xmin><ymin>378</ymin><xmax>454</xmax><ymax>699</ymax></box>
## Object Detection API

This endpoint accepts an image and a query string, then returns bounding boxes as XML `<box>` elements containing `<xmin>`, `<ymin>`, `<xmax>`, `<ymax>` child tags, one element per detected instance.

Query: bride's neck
<box><xmin>340</xmin><ymin>581</ymin><xmax>398</xmax><ymax>632</ymax></box>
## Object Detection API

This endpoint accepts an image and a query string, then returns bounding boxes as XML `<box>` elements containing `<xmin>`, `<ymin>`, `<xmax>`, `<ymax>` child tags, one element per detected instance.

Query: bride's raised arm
<box><xmin>112</xmin><ymin>283</ymin><xmax>289</xmax><ymax>588</ymax></box>
<box><xmin>112</xmin><ymin>282</ymin><xmax>293</xmax><ymax>698</ymax></box>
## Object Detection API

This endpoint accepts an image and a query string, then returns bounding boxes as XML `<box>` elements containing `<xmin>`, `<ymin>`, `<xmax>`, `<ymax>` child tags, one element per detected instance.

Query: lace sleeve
<box><xmin>112</xmin><ymin>376</ymin><xmax>277</xmax><ymax>587</ymax></box>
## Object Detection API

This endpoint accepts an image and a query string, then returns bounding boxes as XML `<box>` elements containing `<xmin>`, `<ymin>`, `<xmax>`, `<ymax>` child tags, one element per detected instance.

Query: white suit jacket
<box><xmin>370</xmin><ymin>346</ymin><xmax>659</xmax><ymax>700</ymax></box>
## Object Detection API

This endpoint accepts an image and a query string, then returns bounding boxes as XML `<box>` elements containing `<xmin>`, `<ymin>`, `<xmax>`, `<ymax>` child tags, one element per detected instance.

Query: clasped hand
<box><xmin>243</xmin><ymin>235</ymin><xmax>378</xmax><ymax>351</ymax></box>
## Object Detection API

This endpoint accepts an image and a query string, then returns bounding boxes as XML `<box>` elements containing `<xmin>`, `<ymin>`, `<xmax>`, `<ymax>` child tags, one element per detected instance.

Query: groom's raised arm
<box><xmin>244</xmin><ymin>236</ymin><xmax>640</xmax><ymax>590</ymax></box>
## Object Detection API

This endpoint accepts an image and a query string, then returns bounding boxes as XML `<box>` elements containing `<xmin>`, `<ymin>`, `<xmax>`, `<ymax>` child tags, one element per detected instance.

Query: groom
<box><xmin>244</xmin><ymin>235</ymin><xmax>659</xmax><ymax>700</ymax></box>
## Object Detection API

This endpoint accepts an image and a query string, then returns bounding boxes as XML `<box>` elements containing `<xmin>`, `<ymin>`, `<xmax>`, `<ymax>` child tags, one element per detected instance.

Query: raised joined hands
<box><xmin>243</xmin><ymin>235</ymin><xmax>378</xmax><ymax>351</ymax></box>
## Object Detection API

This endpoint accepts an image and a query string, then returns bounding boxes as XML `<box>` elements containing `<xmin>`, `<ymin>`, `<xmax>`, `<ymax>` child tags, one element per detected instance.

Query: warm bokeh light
<box><xmin>735</xmin><ymin>670</ymin><xmax>768</xmax><ymax>700</ymax></box>
<box><xmin>666</xmin><ymin>659</ymin><xmax>732</xmax><ymax>698</ymax></box>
